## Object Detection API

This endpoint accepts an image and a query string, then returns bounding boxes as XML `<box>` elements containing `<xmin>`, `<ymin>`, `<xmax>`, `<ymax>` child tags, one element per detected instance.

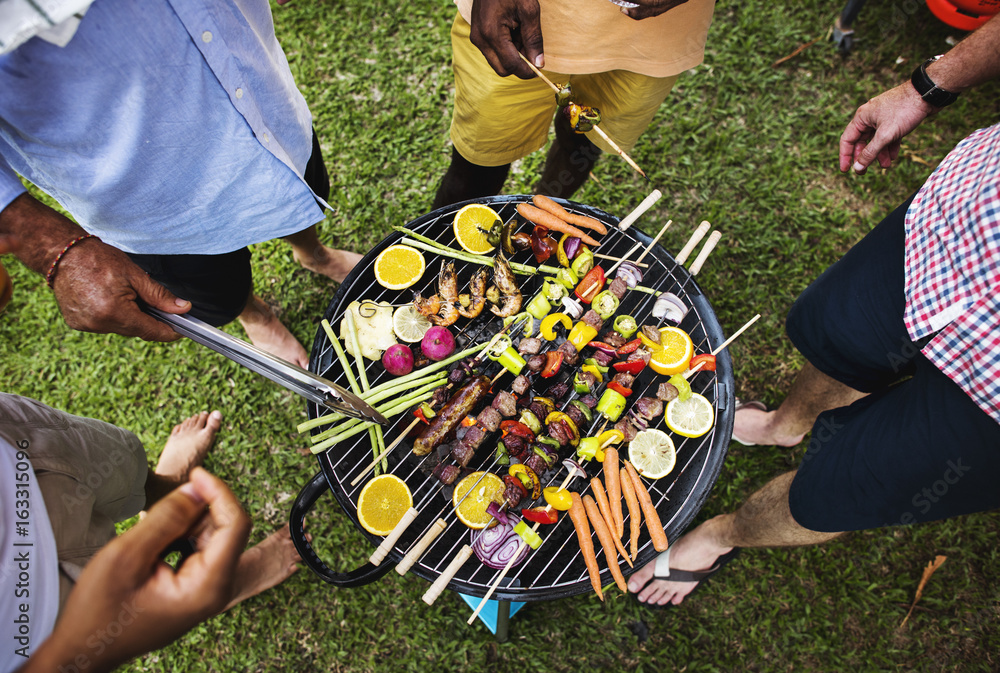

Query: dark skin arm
<box><xmin>19</xmin><ymin>468</ymin><xmax>250</xmax><ymax>673</ymax></box>
<box><xmin>0</xmin><ymin>193</ymin><xmax>189</xmax><ymax>341</ymax></box>
<box><xmin>469</xmin><ymin>0</ymin><xmax>689</xmax><ymax>78</ymax></box>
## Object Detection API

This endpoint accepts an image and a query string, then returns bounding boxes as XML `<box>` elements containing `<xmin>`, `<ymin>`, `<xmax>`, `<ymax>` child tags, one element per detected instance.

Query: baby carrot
<box><xmin>569</xmin><ymin>491</ymin><xmax>603</xmax><ymax>601</ymax></box>
<box><xmin>590</xmin><ymin>477</ymin><xmax>632</xmax><ymax>568</ymax></box>
<box><xmin>517</xmin><ymin>202</ymin><xmax>601</xmax><ymax>247</ymax></box>
<box><xmin>532</xmin><ymin>194</ymin><xmax>608</xmax><ymax>235</ymax></box>
<box><xmin>620</xmin><ymin>465</ymin><xmax>642</xmax><ymax>562</ymax></box>
<box><xmin>603</xmin><ymin>446</ymin><xmax>624</xmax><ymax>539</ymax></box>
<box><xmin>624</xmin><ymin>460</ymin><xmax>670</xmax><ymax>552</ymax></box>
<box><xmin>583</xmin><ymin>494</ymin><xmax>628</xmax><ymax>593</ymax></box>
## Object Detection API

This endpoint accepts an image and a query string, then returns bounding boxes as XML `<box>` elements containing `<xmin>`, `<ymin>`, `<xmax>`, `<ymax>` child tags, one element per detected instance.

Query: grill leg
<box><xmin>495</xmin><ymin>601</ymin><xmax>511</xmax><ymax>642</ymax></box>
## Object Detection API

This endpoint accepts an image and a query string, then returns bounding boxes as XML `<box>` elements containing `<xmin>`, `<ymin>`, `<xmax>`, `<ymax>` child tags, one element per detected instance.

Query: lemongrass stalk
<box><xmin>344</xmin><ymin>311</ymin><xmax>386</xmax><ymax>471</ymax></box>
<box><xmin>309</xmin><ymin>391</ymin><xmax>434</xmax><ymax>454</ymax></box>
<box><xmin>296</xmin><ymin>372</ymin><xmax>447</xmax><ymax>433</ymax></box>
<box><xmin>398</xmin><ymin>233</ymin><xmax>558</xmax><ymax>276</ymax></box>
<box><xmin>307</xmin><ymin>381</ymin><xmax>443</xmax><ymax>444</ymax></box>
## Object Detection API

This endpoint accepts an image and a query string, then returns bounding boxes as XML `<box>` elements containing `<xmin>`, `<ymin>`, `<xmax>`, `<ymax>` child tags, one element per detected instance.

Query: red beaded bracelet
<box><xmin>45</xmin><ymin>234</ymin><xmax>97</xmax><ymax>289</ymax></box>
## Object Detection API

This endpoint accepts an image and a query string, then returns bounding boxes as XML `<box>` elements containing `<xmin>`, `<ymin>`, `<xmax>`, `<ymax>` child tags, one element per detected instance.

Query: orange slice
<box><xmin>452</xmin><ymin>471</ymin><xmax>505</xmax><ymax>529</ymax></box>
<box><xmin>374</xmin><ymin>245</ymin><xmax>425</xmax><ymax>291</ymax></box>
<box><xmin>357</xmin><ymin>474</ymin><xmax>412</xmax><ymax>536</ymax></box>
<box><xmin>453</xmin><ymin>204</ymin><xmax>500</xmax><ymax>254</ymax></box>
<box><xmin>649</xmin><ymin>326</ymin><xmax>694</xmax><ymax>376</ymax></box>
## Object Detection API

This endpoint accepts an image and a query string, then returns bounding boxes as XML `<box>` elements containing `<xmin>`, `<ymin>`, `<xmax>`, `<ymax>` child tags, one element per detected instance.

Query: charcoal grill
<box><xmin>289</xmin><ymin>195</ymin><xmax>734</xmax><ymax>606</ymax></box>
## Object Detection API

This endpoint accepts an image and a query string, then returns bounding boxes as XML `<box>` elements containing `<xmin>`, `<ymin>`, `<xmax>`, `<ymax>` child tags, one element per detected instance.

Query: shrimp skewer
<box><xmin>489</xmin><ymin>252</ymin><xmax>523</xmax><ymax>318</ymax></box>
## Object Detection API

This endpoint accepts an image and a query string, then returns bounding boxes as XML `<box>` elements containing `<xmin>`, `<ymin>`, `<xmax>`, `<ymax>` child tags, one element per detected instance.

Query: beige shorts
<box><xmin>449</xmin><ymin>14</ymin><xmax>679</xmax><ymax>167</ymax></box>
<box><xmin>0</xmin><ymin>394</ymin><xmax>148</xmax><ymax>611</ymax></box>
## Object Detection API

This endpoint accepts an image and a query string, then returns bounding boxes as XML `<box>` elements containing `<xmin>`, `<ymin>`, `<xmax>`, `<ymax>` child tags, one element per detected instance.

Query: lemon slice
<box><xmin>374</xmin><ymin>245</ymin><xmax>425</xmax><ymax>290</ymax></box>
<box><xmin>628</xmin><ymin>429</ymin><xmax>677</xmax><ymax>479</ymax></box>
<box><xmin>392</xmin><ymin>305</ymin><xmax>432</xmax><ymax>343</ymax></box>
<box><xmin>453</xmin><ymin>204</ymin><xmax>500</xmax><ymax>254</ymax></box>
<box><xmin>452</xmin><ymin>471</ymin><xmax>505</xmax><ymax>529</ymax></box>
<box><xmin>649</xmin><ymin>326</ymin><xmax>694</xmax><ymax>375</ymax></box>
<box><xmin>357</xmin><ymin>474</ymin><xmax>412</xmax><ymax>536</ymax></box>
<box><xmin>665</xmin><ymin>392</ymin><xmax>715</xmax><ymax>439</ymax></box>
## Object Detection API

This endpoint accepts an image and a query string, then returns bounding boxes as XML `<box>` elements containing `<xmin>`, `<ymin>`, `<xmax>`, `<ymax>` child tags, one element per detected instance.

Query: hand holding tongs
<box><xmin>144</xmin><ymin>307</ymin><xmax>388</xmax><ymax>425</ymax></box>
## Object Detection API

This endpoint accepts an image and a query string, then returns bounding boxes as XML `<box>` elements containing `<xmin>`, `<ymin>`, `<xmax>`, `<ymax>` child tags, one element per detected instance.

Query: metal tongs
<box><xmin>145</xmin><ymin>308</ymin><xmax>388</xmax><ymax>425</ymax></box>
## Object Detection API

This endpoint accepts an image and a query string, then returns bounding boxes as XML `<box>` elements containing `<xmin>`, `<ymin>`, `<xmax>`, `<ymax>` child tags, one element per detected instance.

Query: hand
<box><xmin>618</xmin><ymin>0</ymin><xmax>689</xmax><ymax>20</ymax></box>
<box><xmin>470</xmin><ymin>0</ymin><xmax>544</xmax><ymax>78</ymax></box>
<box><xmin>21</xmin><ymin>468</ymin><xmax>251</xmax><ymax>673</ymax></box>
<box><xmin>839</xmin><ymin>82</ymin><xmax>936</xmax><ymax>174</ymax></box>
<box><xmin>0</xmin><ymin>194</ymin><xmax>190</xmax><ymax>341</ymax></box>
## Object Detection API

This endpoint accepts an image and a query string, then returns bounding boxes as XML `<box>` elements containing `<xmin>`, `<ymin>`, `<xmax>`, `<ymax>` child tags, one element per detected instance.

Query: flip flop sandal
<box><xmin>732</xmin><ymin>398</ymin><xmax>769</xmax><ymax>446</ymax></box>
<box><xmin>633</xmin><ymin>546</ymin><xmax>742</xmax><ymax>610</ymax></box>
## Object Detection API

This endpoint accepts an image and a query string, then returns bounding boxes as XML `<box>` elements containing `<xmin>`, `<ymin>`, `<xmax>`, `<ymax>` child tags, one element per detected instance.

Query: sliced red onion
<box><xmin>486</xmin><ymin>501</ymin><xmax>509</xmax><ymax>526</ymax></box>
<box><xmin>652</xmin><ymin>292</ymin><xmax>688</xmax><ymax>324</ymax></box>
<box><xmin>562</xmin><ymin>458</ymin><xmax>587</xmax><ymax>481</ymax></box>
<box><xmin>629</xmin><ymin>409</ymin><xmax>649</xmax><ymax>430</ymax></box>
<box><xmin>563</xmin><ymin>236</ymin><xmax>582</xmax><ymax>260</ymax></box>
<box><xmin>561</xmin><ymin>296</ymin><xmax>584</xmax><ymax>319</ymax></box>
<box><xmin>616</xmin><ymin>261</ymin><xmax>643</xmax><ymax>289</ymax></box>
<box><xmin>471</xmin><ymin>517</ymin><xmax>530</xmax><ymax>569</ymax></box>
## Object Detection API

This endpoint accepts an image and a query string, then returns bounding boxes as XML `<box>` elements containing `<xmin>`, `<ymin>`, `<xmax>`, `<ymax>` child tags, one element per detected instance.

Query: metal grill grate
<box><xmin>303</xmin><ymin>195</ymin><xmax>733</xmax><ymax>602</ymax></box>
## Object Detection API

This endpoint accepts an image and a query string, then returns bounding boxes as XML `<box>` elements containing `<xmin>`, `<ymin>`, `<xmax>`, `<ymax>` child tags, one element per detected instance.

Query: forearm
<box><xmin>924</xmin><ymin>13</ymin><xmax>1000</xmax><ymax>92</ymax></box>
<box><xmin>0</xmin><ymin>192</ymin><xmax>89</xmax><ymax>276</ymax></box>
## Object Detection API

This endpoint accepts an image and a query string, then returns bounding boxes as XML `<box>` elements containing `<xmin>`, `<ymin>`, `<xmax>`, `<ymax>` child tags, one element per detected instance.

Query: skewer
<box><xmin>688</xmin><ymin>230</ymin><xmax>722</xmax><ymax>276</ymax></box>
<box><xmin>607</xmin><ymin>219</ymin><xmax>672</xmax><ymax>275</ymax></box>
<box><xmin>674</xmin><ymin>221</ymin><xmax>711</xmax><ymax>266</ymax></box>
<box><xmin>683</xmin><ymin>313</ymin><xmax>761</xmax><ymax>379</ymax></box>
<box><xmin>593</xmin><ymin>254</ymin><xmax>648</xmax><ymax>268</ymax></box>
<box><xmin>617</xmin><ymin>189</ymin><xmax>662</xmax><ymax>231</ymax></box>
<box><xmin>349</xmin><ymin>318</ymin><xmax>528</xmax><ymax>487</ymax></box>
<box><xmin>518</xmin><ymin>53</ymin><xmax>648</xmax><ymax>180</ymax></box>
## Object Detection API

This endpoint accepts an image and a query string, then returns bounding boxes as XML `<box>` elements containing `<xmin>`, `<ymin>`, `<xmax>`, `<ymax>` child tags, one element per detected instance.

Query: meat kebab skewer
<box><xmin>518</xmin><ymin>53</ymin><xmax>648</xmax><ymax>181</ymax></box>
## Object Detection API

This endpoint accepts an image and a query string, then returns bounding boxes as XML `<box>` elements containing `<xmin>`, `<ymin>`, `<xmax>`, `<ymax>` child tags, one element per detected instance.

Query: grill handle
<box><xmin>289</xmin><ymin>470</ymin><xmax>393</xmax><ymax>587</ymax></box>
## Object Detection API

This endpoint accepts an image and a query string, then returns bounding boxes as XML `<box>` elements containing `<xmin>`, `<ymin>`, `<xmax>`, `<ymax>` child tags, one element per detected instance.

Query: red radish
<box><xmin>421</xmin><ymin>326</ymin><xmax>455</xmax><ymax>361</ymax></box>
<box><xmin>382</xmin><ymin>344</ymin><xmax>414</xmax><ymax>376</ymax></box>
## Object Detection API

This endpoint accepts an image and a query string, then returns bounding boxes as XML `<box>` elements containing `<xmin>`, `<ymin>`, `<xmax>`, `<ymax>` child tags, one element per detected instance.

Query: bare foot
<box><xmin>225</xmin><ymin>524</ymin><xmax>302</xmax><ymax>610</ymax></box>
<box><xmin>156</xmin><ymin>410</ymin><xmax>222</xmax><ymax>480</ymax></box>
<box><xmin>733</xmin><ymin>406</ymin><xmax>805</xmax><ymax>447</ymax></box>
<box><xmin>293</xmin><ymin>246</ymin><xmax>362</xmax><ymax>284</ymax></box>
<box><xmin>627</xmin><ymin>520</ymin><xmax>733</xmax><ymax>607</ymax></box>
<box><xmin>239</xmin><ymin>295</ymin><xmax>309</xmax><ymax>368</ymax></box>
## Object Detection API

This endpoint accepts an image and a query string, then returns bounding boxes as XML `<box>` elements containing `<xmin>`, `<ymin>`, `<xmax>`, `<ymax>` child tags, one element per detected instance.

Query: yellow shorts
<box><xmin>449</xmin><ymin>14</ymin><xmax>679</xmax><ymax>167</ymax></box>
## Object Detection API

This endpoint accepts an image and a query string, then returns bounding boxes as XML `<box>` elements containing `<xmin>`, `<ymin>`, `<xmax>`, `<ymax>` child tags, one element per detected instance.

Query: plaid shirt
<box><xmin>904</xmin><ymin>122</ymin><xmax>1000</xmax><ymax>424</ymax></box>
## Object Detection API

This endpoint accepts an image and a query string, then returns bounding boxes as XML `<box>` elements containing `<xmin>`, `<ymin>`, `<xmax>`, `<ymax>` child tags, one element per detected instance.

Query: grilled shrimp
<box><xmin>490</xmin><ymin>252</ymin><xmax>522</xmax><ymax>317</ymax></box>
<box><xmin>457</xmin><ymin>267</ymin><xmax>488</xmax><ymax>319</ymax></box>
<box><xmin>431</xmin><ymin>261</ymin><xmax>461</xmax><ymax>326</ymax></box>
<box><xmin>413</xmin><ymin>292</ymin><xmax>441</xmax><ymax>317</ymax></box>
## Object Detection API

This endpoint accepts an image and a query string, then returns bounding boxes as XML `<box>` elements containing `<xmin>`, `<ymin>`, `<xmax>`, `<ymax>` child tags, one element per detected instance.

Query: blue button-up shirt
<box><xmin>0</xmin><ymin>0</ymin><xmax>325</xmax><ymax>255</ymax></box>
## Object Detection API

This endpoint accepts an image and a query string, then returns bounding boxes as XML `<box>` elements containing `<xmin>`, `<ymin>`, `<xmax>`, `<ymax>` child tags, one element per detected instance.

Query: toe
<box><xmin>205</xmin><ymin>410</ymin><xmax>223</xmax><ymax>433</ymax></box>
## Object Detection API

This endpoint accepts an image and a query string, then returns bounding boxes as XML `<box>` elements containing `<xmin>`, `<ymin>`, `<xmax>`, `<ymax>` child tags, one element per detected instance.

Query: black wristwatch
<box><xmin>910</xmin><ymin>55</ymin><xmax>960</xmax><ymax>108</ymax></box>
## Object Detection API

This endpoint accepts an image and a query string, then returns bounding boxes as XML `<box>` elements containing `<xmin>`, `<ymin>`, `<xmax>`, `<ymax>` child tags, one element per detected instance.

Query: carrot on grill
<box><xmin>603</xmin><ymin>446</ymin><xmax>624</xmax><ymax>538</ymax></box>
<box><xmin>623</xmin><ymin>460</ymin><xmax>669</xmax><ymax>552</ymax></box>
<box><xmin>590</xmin><ymin>477</ymin><xmax>632</xmax><ymax>568</ymax></box>
<box><xmin>569</xmin><ymin>491</ymin><xmax>603</xmax><ymax>601</ymax></box>
<box><xmin>532</xmin><ymin>194</ymin><xmax>608</xmax><ymax>235</ymax></box>
<box><xmin>583</xmin><ymin>494</ymin><xmax>628</xmax><ymax>593</ymax></box>
<box><xmin>516</xmin><ymin>203</ymin><xmax>601</xmax><ymax>247</ymax></box>
<box><xmin>620</xmin><ymin>466</ymin><xmax>642</xmax><ymax>562</ymax></box>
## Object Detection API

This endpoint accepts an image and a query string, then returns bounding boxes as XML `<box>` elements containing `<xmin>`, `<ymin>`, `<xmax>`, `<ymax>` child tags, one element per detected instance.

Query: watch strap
<box><xmin>911</xmin><ymin>57</ymin><xmax>960</xmax><ymax>108</ymax></box>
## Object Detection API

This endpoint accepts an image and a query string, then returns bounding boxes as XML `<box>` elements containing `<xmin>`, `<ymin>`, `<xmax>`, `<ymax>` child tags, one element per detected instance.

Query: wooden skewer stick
<box><xmin>350</xmin><ymin>419</ymin><xmax>418</xmax><ymax>487</ymax></box>
<box><xmin>518</xmin><ymin>53</ymin><xmax>647</xmax><ymax>180</ymax></box>
<box><xmin>398</xmin><ymin>518</ymin><xmax>447</xmax><ymax>576</ymax></box>
<box><xmin>675</xmin><ymin>221</ymin><xmax>711</xmax><ymax>265</ymax></box>
<box><xmin>688</xmin><ymin>230</ymin><xmax>722</xmax><ymax>276</ymax></box>
<box><xmin>683</xmin><ymin>313</ymin><xmax>761</xmax><ymax>379</ymax></box>
<box><xmin>607</xmin><ymin>219</ymin><xmax>672</xmax><ymax>276</ymax></box>
<box><xmin>593</xmin><ymin>253</ymin><xmax>648</xmax><ymax>268</ymax></box>
<box><xmin>467</xmin><ymin>471</ymin><xmax>576</xmax><ymax>625</ymax></box>
<box><xmin>617</xmin><ymin>189</ymin><xmax>662</xmax><ymax>231</ymax></box>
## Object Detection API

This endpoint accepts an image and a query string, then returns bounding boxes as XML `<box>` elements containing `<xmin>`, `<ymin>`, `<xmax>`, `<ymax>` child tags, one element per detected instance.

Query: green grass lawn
<box><xmin>2</xmin><ymin>0</ymin><xmax>999</xmax><ymax>670</ymax></box>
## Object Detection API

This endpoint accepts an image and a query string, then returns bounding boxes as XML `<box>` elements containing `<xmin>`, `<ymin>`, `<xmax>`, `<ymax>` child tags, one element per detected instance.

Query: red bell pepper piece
<box><xmin>574</xmin><ymin>266</ymin><xmax>606</xmax><ymax>303</ymax></box>
<box><xmin>615</xmin><ymin>339</ymin><xmax>642</xmax><ymax>356</ymax></box>
<box><xmin>689</xmin><ymin>353</ymin><xmax>717</xmax><ymax>372</ymax></box>
<box><xmin>500</xmin><ymin>420</ymin><xmax>535</xmax><ymax>441</ymax></box>
<box><xmin>531</xmin><ymin>226</ymin><xmax>557</xmax><ymax>264</ymax></box>
<box><xmin>541</xmin><ymin>350</ymin><xmax>564</xmax><ymax>378</ymax></box>
<box><xmin>612</xmin><ymin>359</ymin><xmax>646</xmax><ymax>375</ymax></box>
<box><xmin>521</xmin><ymin>506</ymin><xmax>558</xmax><ymax>525</ymax></box>
<box><xmin>414</xmin><ymin>407</ymin><xmax>431</xmax><ymax>425</ymax></box>
<box><xmin>607</xmin><ymin>380</ymin><xmax>633</xmax><ymax>397</ymax></box>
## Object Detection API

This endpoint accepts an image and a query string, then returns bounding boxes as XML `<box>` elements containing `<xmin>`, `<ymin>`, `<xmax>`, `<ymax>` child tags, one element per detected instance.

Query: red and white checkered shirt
<box><xmin>904</xmin><ymin>122</ymin><xmax>1000</xmax><ymax>424</ymax></box>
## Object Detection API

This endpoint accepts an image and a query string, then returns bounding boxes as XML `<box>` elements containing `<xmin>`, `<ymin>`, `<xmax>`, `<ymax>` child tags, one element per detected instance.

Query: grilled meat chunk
<box><xmin>413</xmin><ymin>376</ymin><xmax>490</xmax><ymax>456</ymax></box>
<box><xmin>503</xmin><ymin>479</ymin><xmax>525</xmax><ymax>509</ymax></box>
<box><xmin>581</xmin><ymin>309</ymin><xmax>603</xmax><ymax>329</ymax></box>
<box><xmin>548</xmin><ymin>419</ymin><xmax>575</xmax><ymax>446</ymax></box>
<box><xmin>502</xmin><ymin>434</ymin><xmax>530</xmax><ymax>461</ymax></box>
<box><xmin>611</xmin><ymin>372</ymin><xmax>635</xmax><ymax>389</ymax></box>
<box><xmin>565</xmin><ymin>403</ymin><xmax>587</xmax><ymax>428</ymax></box>
<box><xmin>433</xmin><ymin>463</ymin><xmax>461</xmax><ymax>485</ymax></box>
<box><xmin>609</xmin><ymin>276</ymin><xmax>628</xmax><ymax>300</ymax></box>
<box><xmin>523</xmin><ymin>452</ymin><xmax>548</xmax><ymax>477</ymax></box>
<box><xmin>492</xmin><ymin>390</ymin><xmax>518</xmax><ymax>417</ymax></box>
<box><xmin>634</xmin><ymin>396</ymin><xmax>664</xmax><ymax>420</ymax></box>
<box><xmin>615</xmin><ymin>417</ymin><xmax>639</xmax><ymax>443</ymax></box>
<box><xmin>518</xmin><ymin>337</ymin><xmax>543</xmax><ymax>356</ymax></box>
<box><xmin>462</xmin><ymin>423</ymin><xmax>489</xmax><ymax>449</ymax></box>
<box><xmin>451</xmin><ymin>440</ymin><xmax>476</xmax><ymax>467</ymax></box>
<box><xmin>591</xmin><ymin>349</ymin><xmax>615</xmax><ymax>367</ymax></box>
<box><xmin>599</xmin><ymin>331</ymin><xmax>627</xmax><ymax>348</ymax></box>
<box><xmin>547</xmin><ymin>380</ymin><xmax>571</xmax><ymax>400</ymax></box>
<box><xmin>526</xmin><ymin>354</ymin><xmax>546</xmax><ymax>373</ymax></box>
<box><xmin>579</xmin><ymin>393</ymin><xmax>599</xmax><ymax>409</ymax></box>
<box><xmin>476</xmin><ymin>406</ymin><xmax>502</xmax><ymax>433</ymax></box>
<box><xmin>511</xmin><ymin>374</ymin><xmax>532</xmax><ymax>396</ymax></box>
<box><xmin>656</xmin><ymin>382</ymin><xmax>679</xmax><ymax>402</ymax></box>
<box><xmin>557</xmin><ymin>339</ymin><xmax>579</xmax><ymax>365</ymax></box>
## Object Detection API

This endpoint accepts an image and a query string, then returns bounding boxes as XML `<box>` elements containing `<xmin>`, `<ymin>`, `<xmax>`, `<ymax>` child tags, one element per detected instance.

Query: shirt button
<box><xmin>201</xmin><ymin>31</ymin><xmax>213</xmax><ymax>43</ymax></box>
<box><xmin>263</xmin><ymin>133</ymin><xmax>270</xmax><ymax>143</ymax></box>
<box><xmin>235</xmin><ymin>88</ymin><xmax>244</xmax><ymax>99</ymax></box>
